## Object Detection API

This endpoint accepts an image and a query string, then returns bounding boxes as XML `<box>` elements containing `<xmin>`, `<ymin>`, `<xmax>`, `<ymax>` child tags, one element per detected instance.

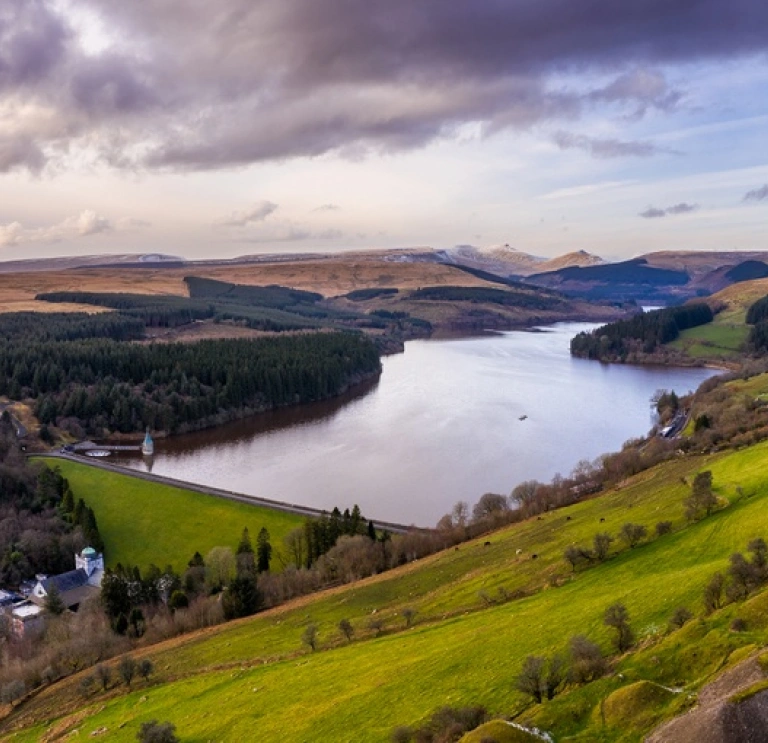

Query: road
<box><xmin>41</xmin><ymin>452</ymin><xmax>418</xmax><ymax>535</ymax></box>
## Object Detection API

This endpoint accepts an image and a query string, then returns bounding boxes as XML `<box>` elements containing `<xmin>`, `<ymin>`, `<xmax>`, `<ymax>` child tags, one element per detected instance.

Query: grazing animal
<box><xmin>566</xmin><ymin>516</ymin><xmax>571</xmax><ymax>521</ymax></box>
<box><xmin>600</xmin><ymin>518</ymin><xmax>605</xmax><ymax>523</ymax></box>
<box><xmin>484</xmin><ymin>541</ymin><xmax>491</xmax><ymax>547</ymax></box>
<box><xmin>516</xmin><ymin>549</ymin><xmax>522</xmax><ymax>555</ymax></box>
<box><xmin>531</xmin><ymin>554</ymin><xmax>538</xmax><ymax>560</ymax></box>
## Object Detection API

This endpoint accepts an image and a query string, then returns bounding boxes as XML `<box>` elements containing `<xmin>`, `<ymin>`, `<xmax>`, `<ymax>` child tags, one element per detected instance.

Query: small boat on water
<box><xmin>85</xmin><ymin>450</ymin><xmax>111</xmax><ymax>458</ymax></box>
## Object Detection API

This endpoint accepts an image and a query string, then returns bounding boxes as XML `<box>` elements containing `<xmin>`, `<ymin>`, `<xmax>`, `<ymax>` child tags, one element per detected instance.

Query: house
<box><xmin>10</xmin><ymin>602</ymin><xmax>45</xmax><ymax>637</ymax></box>
<box><xmin>29</xmin><ymin>547</ymin><xmax>104</xmax><ymax>611</ymax></box>
<box><xmin>0</xmin><ymin>590</ymin><xmax>18</xmax><ymax>608</ymax></box>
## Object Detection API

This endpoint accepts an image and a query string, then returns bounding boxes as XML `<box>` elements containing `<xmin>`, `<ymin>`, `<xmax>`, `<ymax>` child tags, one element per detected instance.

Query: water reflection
<box><xmin>112</xmin><ymin>324</ymin><xmax>718</xmax><ymax>526</ymax></box>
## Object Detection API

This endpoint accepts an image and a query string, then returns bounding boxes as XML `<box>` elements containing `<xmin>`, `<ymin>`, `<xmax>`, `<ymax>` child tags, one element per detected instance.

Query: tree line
<box><xmin>746</xmin><ymin>294</ymin><xmax>768</xmax><ymax>354</ymax></box>
<box><xmin>0</xmin><ymin>417</ymin><xmax>102</xmax><ymax>585</ymax></box>
<box><xmin>410</xmin><ymin>285</ymin><xmax>564</xmax><ymax>310</ymax></box>
<box><xmin>570</xmin><ymin>303</ymin><xmax>714</xmax><ymax>361</ymax></box>
<box><xmin>0</xmin><ymin>327</ymin><xmax>380</xmax><ymax>435</ymax></box>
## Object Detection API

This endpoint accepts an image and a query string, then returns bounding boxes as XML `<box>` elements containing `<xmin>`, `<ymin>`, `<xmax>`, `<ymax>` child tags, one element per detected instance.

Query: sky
<box><xmin>0</xmin><ymin>0</ymin><xmax>766</xmax><ymax>263</ymax></box>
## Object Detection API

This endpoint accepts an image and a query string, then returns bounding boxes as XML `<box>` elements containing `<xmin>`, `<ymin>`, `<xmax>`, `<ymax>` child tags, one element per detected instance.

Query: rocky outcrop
<box><xmin>646</xmin><ymin>656</ymin><xmax>768</xmax><ymax>743</ymax></box>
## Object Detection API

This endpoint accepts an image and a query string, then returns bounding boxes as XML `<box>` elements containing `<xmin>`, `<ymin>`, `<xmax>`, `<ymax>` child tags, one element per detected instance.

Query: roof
<box><xmin>12</xmin><ymin>603</ymin><xmax>43</xmax><ymax>619</ymax></box>
<box><xmin>44</xmin><ymin>569</ymin><xmax>89</xmax><ymax>594</ymax></box>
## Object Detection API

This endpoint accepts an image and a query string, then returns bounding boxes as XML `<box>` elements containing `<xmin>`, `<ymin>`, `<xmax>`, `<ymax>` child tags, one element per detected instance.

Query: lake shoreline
<box><xmin>101</xmin><ymin>322</ymin><xmax>718</xmax><ymax>526</ymax></box>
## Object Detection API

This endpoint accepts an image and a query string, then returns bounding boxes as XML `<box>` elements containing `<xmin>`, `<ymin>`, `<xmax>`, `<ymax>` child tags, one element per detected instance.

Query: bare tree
<box><xmin>452</xmin><ymin>501</ymin><xmax>469</xmax><ymax>529</ymax></box>
<box><xmin>368</xmin><ymin>616</ymin><xmax>384</xmax><ymax>637</ymax></box>
<box><xmin>137</xmin><ymin>720</ymin><xmax>179</xmax><ymax>743</ymax></box>
<box><xmin>564</xmin><ymin>545</ymin><xmax>590</xmax><ymax>572</ymax></box>
<box><xmin>283</xmin><ymin>527</ymin><xmax>307</xmax><ymax>569</ymax></box>
<box><xmin>515</xmin><ymin>654</ymin><xmax>564</xmax><ymax>703</ymax></box>
<box><xmin>568</xmin><ymin>635</ymin><xmax>607</xmax><ymax>684</ymax></box>
<box><xmin>593</xmin><ymin>532</ymin><xmax>613</xmax><ymax>561</ymax></box>
<box><xmin>139</xmin><ymin>659</ymin><xmax>154</xmax><ymax>682</ymax></box>
<box><xmin>704</xmin><ymin>572</ymin><xmax>724</xmax><ymax>614</ymax></box>
<box><xmin>204</xmin><ymin>546</ymin><xmax>236</xmax><ymax>593</ymax></box>
<box><xmin>338</xmin><ymin>618</ymin><xmax>354</xmax><ymax>641</ymax></box>
<box><xmin>95</xmin><ymin>663</ymin><xmax>112</xmax><ymax>691</ymax></box>
<box><xmin>604</xmin><ymin>603</ymin><xmax>634</xmax><ymax>652</ymax></box>
<box><xmin>302</xmin><ymin>622</ymin><xmax>318</xmax><ymax>651</ymax></box>
<box><xmin>0</xmin><ymin>680</ymin><xmax>25</xmax><ymax>707</ymax></box>
<box><xmin>668</xmin><ymin>607</ymin><xmax>693</xmax><ymax>630</ymax></box>
<box><xmin>619</xmin><ymin>523</ymin><xmax>647</xmax><ymax>549</ymax></box>
<box><xmin>685</xmin><ymin>471</ymin><xmax>718</xmax><ymax>521</ymax></box>
<box><xmin>515</xmin><ymin>655</ymin><xmax>546</xmax><ymax>703</ymax></box>
<box><xmin>119</xmin><ymin>655</ymin><xmax>137</xmax><ymax>690</ymax></box>
<box><xmin>472</xmin><ymin>493</ymin><xmax>509</xmax><ymax>522</ymax></box>
<box><xmin>510</xmin><ymin>481</ymin><xmax>541</xmax><ymax>511</ymax></box>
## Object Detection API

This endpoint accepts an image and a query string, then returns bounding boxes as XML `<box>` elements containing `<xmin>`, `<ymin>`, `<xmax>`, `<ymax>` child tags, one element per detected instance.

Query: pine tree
<box><xmin>256</xmin><ymin>527</ymin><xmax>272</xmax><ymax>573</ymax></box>
<box><xmin>236</xmin><ymin>527</ymin><xmax>256</xmax><ymax>578</ymax></box>
<box><xmin>44</xmin><ymin>581</ymin><xmax>66</xmax><ymax>616</ymax></box>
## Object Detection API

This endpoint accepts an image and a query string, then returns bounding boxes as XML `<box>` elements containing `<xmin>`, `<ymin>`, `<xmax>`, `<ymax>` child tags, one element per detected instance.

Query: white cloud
<box><xmin>217</xmin><ymin>200</ymin><xmax>278</xmax><ymax>227</ymax></box>
<box><xmin>0</xmin><ymin>210</ymin><xmax>133</xmax><ymax>248</ymax></box>
<box><xmin>76</xmin><ymin>209</ymin><xmax>112</xmax><ymax>235</ymax></box>
<box><xmin>0</xmin><ymin>222</ymin><xmax>23</xmax><ymax>247</ymax></box>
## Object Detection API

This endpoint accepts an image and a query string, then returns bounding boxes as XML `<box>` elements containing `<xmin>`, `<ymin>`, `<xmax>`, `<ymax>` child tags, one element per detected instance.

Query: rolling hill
<box><xmin>6</xmin><ymin>438</ymin><xmax>768</xmax><ymax>741</ymax></box>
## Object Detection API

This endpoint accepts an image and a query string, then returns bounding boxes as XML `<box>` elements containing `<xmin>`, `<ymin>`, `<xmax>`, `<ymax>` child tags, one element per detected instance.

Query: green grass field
<box><xmin>32</xmin><ymin>458</ymin><xmax>306</xmax><ymax>573</ymax></box>
<box><xmin>8</xmin><ymin>440</ymin><xmax>768</xmax><ymax>742</ymax></box>
<box><xmin>669</xmin><ymin>321</ymin><xmax>748</xmax><ymax>358</ymax></box>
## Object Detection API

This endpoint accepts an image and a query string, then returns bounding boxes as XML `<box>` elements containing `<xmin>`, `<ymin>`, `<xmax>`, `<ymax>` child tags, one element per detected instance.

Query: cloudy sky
<box><xmin>0</xmin><ymin>0</ymin><xmax>766</xmax><ymax>262</ymax></box>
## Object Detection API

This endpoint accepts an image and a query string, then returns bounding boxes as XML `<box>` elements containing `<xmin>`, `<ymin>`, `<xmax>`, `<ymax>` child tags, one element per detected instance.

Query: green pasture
<box><xmin>32</xmin><ymin>458</ymin><xmax>305</xmax><ymax>573</ymax></box>
<box><xmin>10</xmin><ymin>441</ymin><xmax>768</xmax><ymax>742</ymax></box>
<box><xmin>669</xmin><ymin>321</ymin><xmax>748</xmax><ymax>359</ymax></box>
<box><xmin>727</xmin><ymin>371</ymin><xmax>768</xmax><ymax>398</ymax></box>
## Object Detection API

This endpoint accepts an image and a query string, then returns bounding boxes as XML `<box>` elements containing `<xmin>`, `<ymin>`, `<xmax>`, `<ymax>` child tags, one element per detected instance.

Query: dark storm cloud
<box><xmin>553</xmin><ymin>131</ymin><xmax>666</xmax><ymax>158</ymax></box>
<box><xmin>639</xmin><ymin>203</ymin><xmax>698</xmax><ymax>218</ymax></box>
<box><xmin>0</xmin><ymin>0</ymin><xmax>69</xmax><ymax>89</ymax></box>
<box><xmin>5</xmin><ymin>0</ymin><xmax>768</xmax><ymax>172</ymax></box>
<box><xmin>744</xmin><ymin>185</ymin><xmax>768</xmax><ymax>202</ymax></box>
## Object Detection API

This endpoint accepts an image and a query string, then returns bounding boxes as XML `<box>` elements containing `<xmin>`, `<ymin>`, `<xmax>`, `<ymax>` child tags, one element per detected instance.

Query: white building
<box><xmin>30</xmin><ymin>547</ymin><xmax>104</xmax><ymax>611</ymax></box>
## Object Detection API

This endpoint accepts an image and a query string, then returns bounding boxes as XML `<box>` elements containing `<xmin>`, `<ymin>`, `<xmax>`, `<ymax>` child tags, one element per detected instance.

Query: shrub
<box><xmin>669</xmin><ymin>606</ymin><xmax>693</xmax><ymax>630</ymax></box>
<box><xmin>302</xmin><ymin>622</ymin><xmax>318</xmax><ymax>651</ymax></box>
<box><xmin>136</xmin><ymin>720</ymin><xmax>179</xmax><ymax>743</ymax></box>
<box><xmin>568</xmin><ymin>635</ymin><xmax>607</xmax><ymax>684</ymax></box>
<box><xmin>604</xmin><ymin>603</ymin><xmax>634</xmax><ymax>652</ymax></box>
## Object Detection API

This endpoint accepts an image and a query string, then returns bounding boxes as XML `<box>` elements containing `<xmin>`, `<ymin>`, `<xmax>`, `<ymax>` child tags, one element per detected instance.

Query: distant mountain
<box><xmin>438</xmin><ymin>244</ymin><xmax>545</xmax><ymax>276</ymax></box>
<box><xmin>0</xmin><ymin>253</ymin><xmax>184</xmax><ymax>274</ymax></box>
<box><xmin>537</xmin><ymin>250</ymin><xmax>604</xmax><ymax>273</ymax></box>
<box><xmin>526</xmin><ymin>258</ymin><xmax>691</xmax><ymax>303</ymax></box>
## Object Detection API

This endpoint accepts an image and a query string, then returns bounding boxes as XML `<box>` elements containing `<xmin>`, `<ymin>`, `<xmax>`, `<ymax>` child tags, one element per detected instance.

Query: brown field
<box><xmin>0</xmin><ymin>257</ymin><xmax>497</xmax><ymax>313</ymax></box>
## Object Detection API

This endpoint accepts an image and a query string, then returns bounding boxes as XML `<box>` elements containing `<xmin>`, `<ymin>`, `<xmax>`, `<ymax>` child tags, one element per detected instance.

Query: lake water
<box><xmin>112</xmin><ymin>323</ymin><xmax>718</xmax><ymax>526</ymax></box>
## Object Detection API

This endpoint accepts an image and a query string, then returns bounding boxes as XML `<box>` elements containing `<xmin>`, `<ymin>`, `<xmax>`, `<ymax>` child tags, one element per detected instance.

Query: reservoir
<box><xmin>112</xmin><ymin>323</ymin><xmax>717</xmax><ymax>526</ymax></box>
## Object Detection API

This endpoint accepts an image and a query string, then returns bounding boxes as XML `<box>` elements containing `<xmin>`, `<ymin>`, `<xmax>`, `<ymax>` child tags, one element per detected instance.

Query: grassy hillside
<box><xmin>32</xmin><ymin>458</ymin><xmax>306</xmax><ymax>573</ymax></box>
<box><xmin>7</xmin><ymin>441</ymin><xmax>768</xmax><ymax>741</ymax></box>
<box><xmin>669</xmin><ymin>278</ymin><xmax>768</xmax><ymax>360</ymax></box>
